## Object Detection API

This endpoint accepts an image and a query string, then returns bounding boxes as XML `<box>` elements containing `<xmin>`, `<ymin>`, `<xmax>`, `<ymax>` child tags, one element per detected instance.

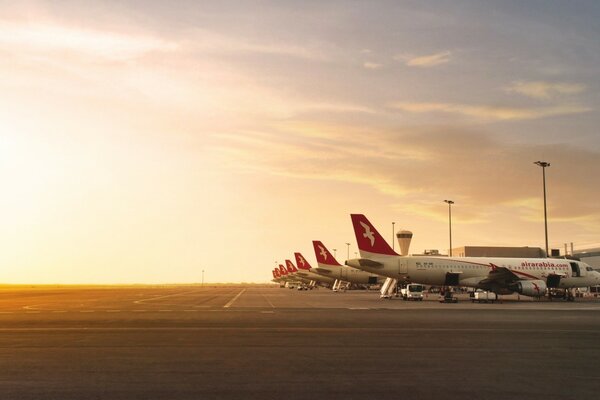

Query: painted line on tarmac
<box><xmin>133</xmin><ymin>289</ymin><xmax>202</xmax><ymax>305</ymax></box>
<box><xmin>106</xmin><ymin>310</ymin><xmax>121</xmax><ymax>313</ymax></box>
<box><xmin>223</xmin><ymin>289</ymin><xmax>246</xmax><ymax>308</ymax></box>
<box><xmin>261</xmin><ymin>292</ymin><xmax>276</xmax><ymax>308</ymax></box>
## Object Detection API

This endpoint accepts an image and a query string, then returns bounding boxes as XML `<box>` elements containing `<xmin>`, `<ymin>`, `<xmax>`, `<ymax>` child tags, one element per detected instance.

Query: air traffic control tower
<box><xmin>396</xmin><ymin>230</ymin><xmax>413</xmax><ymax>256</ymax></box>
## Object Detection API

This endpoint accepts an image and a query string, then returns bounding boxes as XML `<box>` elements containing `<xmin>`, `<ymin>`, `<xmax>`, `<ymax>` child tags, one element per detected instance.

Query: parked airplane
<box><xmin>288</xmin><ymin>257</ymin><xmax>336</xmax><ymax>286</ymax></box>
<box><xmin>346</xmin><ymin>214</ymin><xmax>600</xmax><ymax>298</ymax></box>
<box><xmin>283</xmin><ymin>260</ymin><xmax>313</xmax><ymax>285</ymax></box>
<box><xmin>310</xmin><ymin>241</ymin><xmax>385</xmax><ymax>285</ymax></box>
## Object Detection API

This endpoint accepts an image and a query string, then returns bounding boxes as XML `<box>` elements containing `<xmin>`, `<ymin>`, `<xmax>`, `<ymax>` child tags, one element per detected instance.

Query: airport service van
<box><xmin>470</xmin><ymin>290</ymin><xmax>497</xmax><ymax>303</ymax></box>
<box><xmin>400</xmin><ymin>284</ymin><xmax>424</xmax><ymax>301</ymax></box>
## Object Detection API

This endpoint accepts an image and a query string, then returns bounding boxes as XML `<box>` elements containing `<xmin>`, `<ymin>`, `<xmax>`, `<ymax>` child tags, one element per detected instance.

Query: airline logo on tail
<box><xmin>294</xmin><ymin>253</ymin><xmax>311</xmax><ymax>270</ymax></box>
<box><xmin>312</xmin><ymin>241</ymin><xmax>341</xmax><ymax>266</ymax></box>
<box><xmin>285</xmin><ymin>260</ymin><xmax>298</xmax><ymax>273</ymax></box>
<box><xmin>350</xmin><ymin>214</ymin><xmax>399</xmax><ymax>256</ymax></box>
<box><xmin>279</xmin><ymin>264</ymin><xmax>288</xmax><ymax>275</ymax></box>
<box><xmin>298</xmin><ymin>255</ymin><xmax>306</xmax><ymax>266</ymax></box>
<box><xmin>360</xmin><ymin>221</ymin><xmax>375</xmax><ymax>246</ymax></box>
<box><xmin>319</xmin><ymin>245</ymin><xmax>327</xmax><ymax>260</ymax></box>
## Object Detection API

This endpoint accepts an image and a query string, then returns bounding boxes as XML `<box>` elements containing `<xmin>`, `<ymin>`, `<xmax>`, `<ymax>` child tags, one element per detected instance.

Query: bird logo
<box><xmin>298</xmin><ymin>256</ymin><xmax>306</xmax><ymax>266</ymax></box>
<box><xmin>318</xmin><ymin>245</ymin><xmax>327</xmax><ymax>260</ymax></box>
<box><xmin>360</xmin><ymin>221</ymin><xmax>375</xmax><ymax>246</ymax></box>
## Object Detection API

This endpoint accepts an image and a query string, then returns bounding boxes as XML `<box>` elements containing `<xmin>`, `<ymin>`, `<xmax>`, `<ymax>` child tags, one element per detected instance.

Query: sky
<box><xmin>1</xmin><ymin>0</ymin><xmax>599</xmax><ymax>283</ymax></box>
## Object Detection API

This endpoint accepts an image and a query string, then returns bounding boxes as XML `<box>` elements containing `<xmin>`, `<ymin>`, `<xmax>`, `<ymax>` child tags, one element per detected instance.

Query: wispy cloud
<box><xmin>210</xmin><ymin>126</ymin><xmax>600</xmax><ymax>226</ymax></box>
<box><xmin>390</xmin><ymin>102</ymin><xmax>590</xmax><ymax>121</ymax></box>
<box><xmin>188</xmin><ymin>28</ymin><xmax>325</xmax><ymax>61</ymax></box>
<box><xmin>363</xmin><ymin>61</ymin><xmax>383</xmax><ymax>69</ymax></box>
<box><xmin>300</xmin><ymin>103</ymin><xmax>378</xmax><ymax>114</ymax></box>
<box><xmin>505</xmin><ymin>81</ymin><xmax>585</xmax><ymax>100</ymax></box>
<box><xmin>0</xmin><ymin>22</ymin><xmax>177</xmax><ymax>60</ymax></box>
<box><xmin>395</xmin><ymin>51</ymin><xmax>451</xmax><ymax>68</ymax></box>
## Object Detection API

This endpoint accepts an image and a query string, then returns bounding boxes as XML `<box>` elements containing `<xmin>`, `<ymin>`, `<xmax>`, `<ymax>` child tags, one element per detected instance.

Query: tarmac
<box><xmin>1</xmin><ymin>284</ymin><xmax>599</xmax><ymax>399</ymax></box>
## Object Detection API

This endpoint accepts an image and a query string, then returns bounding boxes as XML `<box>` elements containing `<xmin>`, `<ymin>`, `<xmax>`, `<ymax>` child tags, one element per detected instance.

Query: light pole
<box><xmin>444</xmin><ymin>200</ymin><xmax>454</xmax><ymax>256</ymax></box>
<box><xmin>202</xmin><ymin>269</ymin><xmax>205</xmax><ymax>285</ymax></box>
<box><xmin>345</xmin><ymin>243</ymin><xmax>350</xmax><ymax>260</ymax></box>
<box><xmin>392</xmin><ymin>222</ymin><xmax>395</xmax><ymax>250</ymax></box>
<box><xmin>534</xmin><ymin>161</ymin><xmax>550</xmax><ymax>256</ymax></box>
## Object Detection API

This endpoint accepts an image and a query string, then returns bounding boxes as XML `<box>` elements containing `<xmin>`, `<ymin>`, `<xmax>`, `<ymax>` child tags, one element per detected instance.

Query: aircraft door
<box><xmin>570</xmin><ymin>262</ymin><xmax>581</xmax><ymax>277</ymax></box>
<box><xmin>398</xmin><ymin>260</ymin><xmax>408</xmax><ymax>275</ymax></box>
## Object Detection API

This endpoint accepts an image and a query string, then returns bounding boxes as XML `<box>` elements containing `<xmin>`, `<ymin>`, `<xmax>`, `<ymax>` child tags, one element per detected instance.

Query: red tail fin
<box><xmin>350</xmin><ymin>214</ymin><xmax>398</xmax><ymax>256</ymax></box>
<box><xmin>312</xmin><ymin>241</ymin><xmax>341</xmax><ymax>266</ymax></box>
<box><xmin>278</xmin><ymin>264</ymin><xmax>288</xmax><ymax>276</ymax></box>
<box><xmin>273</xmin><ymin>269</ymin><xmax>280</xmax><ymax>278</ymax></box>
<box><xmin>285</xmin><ymin>260</ymin><xmax>298</xmax><ymax>273</ymax></box>
<box><xmin>294</xmin><ymin>253</ymin><xmax>312</xmax><ymax>270</ymax></box>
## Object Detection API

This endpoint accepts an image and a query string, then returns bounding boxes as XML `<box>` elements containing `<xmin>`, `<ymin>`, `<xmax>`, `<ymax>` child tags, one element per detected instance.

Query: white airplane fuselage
<box><xmin>314</xmin><ymin>264</ymin><xmax>385</xmax><ymax>285</ymax></box>
<box><xmin>296</xmin><ymin>269</ymin><xmax>337</xmax><ymax>285</ymax></box>
<box><xmin>347</xmin><ymin>253</ymin><xmax>600</xmax><ymax>294</ymax></box>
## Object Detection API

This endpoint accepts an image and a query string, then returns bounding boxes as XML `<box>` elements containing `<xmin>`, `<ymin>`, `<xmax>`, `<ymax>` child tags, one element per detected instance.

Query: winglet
<box><xmin>350</xmin><ymin>214</ymin><xmax>398</xmax><ymax>256</ymax></box>
<box><xmin>294</xmin><ymin>253</ymin><xmax>312</xmax><ymax>270</ymax></box>
<box><xmin>312</xmin><ymin>241</ymin><xmax>342</xmax><ymax>266</ymax></box>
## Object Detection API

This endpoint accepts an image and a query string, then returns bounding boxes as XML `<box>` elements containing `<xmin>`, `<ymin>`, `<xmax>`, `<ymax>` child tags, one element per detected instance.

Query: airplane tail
<box><xmin>294</xmin><ymin>253</ymin><xmax>312</xmax><ymax>270</ymax></box>
<box><xmin>350</xmin><ymin>214</ymin><xmax>398</xmax><ymax>257</ymax></box>
<box><xmin>272</xmin><ymin>270</ymin><xmax>278</xmax><ymax>279</ymax></box>
<box><xmin>312</xmin><ymin>241</ymin><xmax>342</xmax><ymax>266</ymax></box>
<box><xmin>278</xmin><ymin>264</ymin><xmax>288</xmax><ymax>276</ymax></box>
<box><xmin>285</xmin><ymin>260</ymin><xmax>298</xmax><ymax>273</ymax></box>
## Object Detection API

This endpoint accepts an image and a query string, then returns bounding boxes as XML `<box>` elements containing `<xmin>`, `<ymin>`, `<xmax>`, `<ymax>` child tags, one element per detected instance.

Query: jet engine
<box><xmin>516</xmin><ymin>280</ymin><xmax>547</xmax><ymax>297</ymax></box>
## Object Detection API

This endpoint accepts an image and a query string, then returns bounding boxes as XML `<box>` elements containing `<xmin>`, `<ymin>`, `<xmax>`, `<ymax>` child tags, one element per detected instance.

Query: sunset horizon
<box><xmin>2</xmin><ymin>1</ymin><xmax>599</xmax><ymax>283</ymax></box>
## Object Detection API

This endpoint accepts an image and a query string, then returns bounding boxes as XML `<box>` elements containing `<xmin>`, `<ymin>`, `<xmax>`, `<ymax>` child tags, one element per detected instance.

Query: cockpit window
<box><xmin>586</xmin><ymin>266</ymin><xmax>594</xmax><ymax>271</ymax></box>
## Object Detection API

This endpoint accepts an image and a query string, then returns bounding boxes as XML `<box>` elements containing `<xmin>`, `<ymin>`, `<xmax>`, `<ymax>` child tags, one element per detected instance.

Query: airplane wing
<box><xmin>476</xmin><ymin>264</ymin><xmax>566</xmax><ymax>291</ymax></box>
<box><xmin>477</xmin><ymin>266</ymin><xmax>519</xmax><ymax>287</ymax></box>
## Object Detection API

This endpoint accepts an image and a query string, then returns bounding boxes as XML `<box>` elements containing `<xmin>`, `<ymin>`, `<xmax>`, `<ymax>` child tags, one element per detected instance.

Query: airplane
<box><xmin>345</xmin><ymin>214</ymin><xmax>600</xmax><ymax>299</ymax></box>
<box><xmin>286</xmin><ymin>259</ymin><xmax>336</xmax><ymax>286</ymax></box>
<box><xmin>277</xmin><ymin>263</ymin><xmax>307</xmax><ymax>288</ymax></box>
<box><xmin>309</xmin><ymin>242</ymin><xmax>385</xmax><ymax>285</ymax></box>
<box><xmin>272</xmin><ymin>269</ymin><xmax>287</xmax><ymax>287</ymax></box>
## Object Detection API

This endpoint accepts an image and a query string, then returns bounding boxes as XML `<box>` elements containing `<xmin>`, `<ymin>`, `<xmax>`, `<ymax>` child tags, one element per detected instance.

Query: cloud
<box><xmin>300</xmin><ymin>103</ymin><xmax>378</xmax><ymax>114</ymax></box>
<box><xmin>363</xmin><ymin>62</ymin><xmax>383</xmax><ymax>69</ymax></box>
<box><xmin>186</xmin><ymin>28</ymin><xmax>325</xmax><ymax>61</ymax></box>
<box><xmin>396</xmin><ymin>51</ymin><xmax>451</xmax><ymax>68</ymax></box>
<box><xmin>506</xmin><ymin>81</ymin><xmax>585</xmax><ymax>100</ymax></box>
<box><xmin>0</xmin><ymin>22</ymin><xmax>177</xmax><ymax>61</ymax></box>
<box><xmin>390</xmin><ymin>102</ymin><xmax>591</xmax><ymax>121</ymax></box>
<box><xmin>209</xmin><ymin>124</ymin><xmax>600</xmax><ymax>228</ymax></box>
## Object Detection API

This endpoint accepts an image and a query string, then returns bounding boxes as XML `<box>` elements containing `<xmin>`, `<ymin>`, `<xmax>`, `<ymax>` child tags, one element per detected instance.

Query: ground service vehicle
<box><xmin>471</xmin><ymin>290</ymin><xmax>498</xmax><ymax>303</ymax></box>
<box><xmin>401</xmin><ymin>284</ymin><xmax>424</xmax><ymax>301</ymax></box>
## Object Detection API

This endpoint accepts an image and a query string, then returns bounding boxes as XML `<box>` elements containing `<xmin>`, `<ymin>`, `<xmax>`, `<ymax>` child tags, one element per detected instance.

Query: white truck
<box><xmin>400</xmin><ymin>284</ymin><xmax>425</xmax><ymax>301</ymax></box>
<box><xmin>471</xmin><ymin>290</ymin><xmax>498</xmax><ymax>303</ymax></box>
